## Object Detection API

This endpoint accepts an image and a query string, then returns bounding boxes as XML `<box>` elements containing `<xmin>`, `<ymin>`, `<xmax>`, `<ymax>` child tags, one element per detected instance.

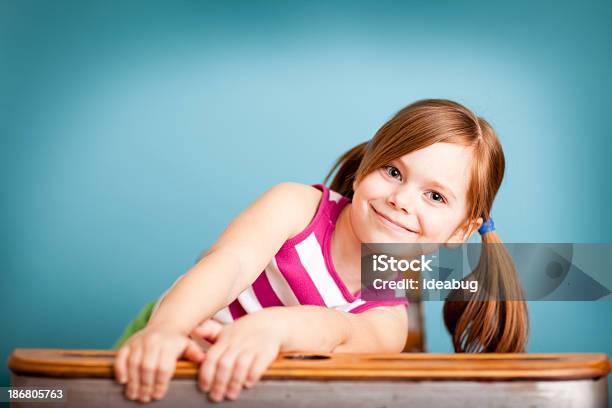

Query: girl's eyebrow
<box><xmin>393</xmin><ymin>158</ymin><xmax>457</xmax><ymax>201</ymax></box>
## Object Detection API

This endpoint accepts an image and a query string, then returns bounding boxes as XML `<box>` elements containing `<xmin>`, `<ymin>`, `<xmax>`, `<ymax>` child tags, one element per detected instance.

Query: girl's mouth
<box><xmin>371</xmin><ymin>204</ymin><xmax>417</xmax><ymax>235</ymax></box>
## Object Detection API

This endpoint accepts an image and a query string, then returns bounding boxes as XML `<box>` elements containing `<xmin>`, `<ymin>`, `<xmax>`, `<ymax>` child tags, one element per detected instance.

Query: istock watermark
<box><xmin>372</xmin><ymin>254</ymin><xmax>434</xmax><ymax>272</ymax></box>
<box><xmin>361</xmin><ymin>243</ymin><xmax>612</xmax><ymax>301</ymax></box>
<box><xmin>371</xmin><ymin>276</ymin><xmax>478</xmax><ymax>293</ymax></box>
<box><xmin>370</xmin><ymin>253</ymin><xmax>478</xmax><ymax>293</ymax></box>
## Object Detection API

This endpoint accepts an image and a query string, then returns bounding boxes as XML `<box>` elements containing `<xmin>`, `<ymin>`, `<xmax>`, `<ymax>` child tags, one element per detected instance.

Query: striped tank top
<box><xmin>156</xmin><ymin>183</ymin><xmax>408</xmax><ymax>325</ymax></box>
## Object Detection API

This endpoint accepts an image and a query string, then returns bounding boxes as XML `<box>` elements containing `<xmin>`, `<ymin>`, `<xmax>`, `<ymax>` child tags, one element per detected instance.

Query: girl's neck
<box><xmin>331</xmin><ymin>203</ymin><xmax>362</xmax><ymax>295</ymax></box>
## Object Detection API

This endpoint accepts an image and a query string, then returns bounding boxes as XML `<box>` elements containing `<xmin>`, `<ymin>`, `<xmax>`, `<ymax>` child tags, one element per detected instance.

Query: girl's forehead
<box><xmin>398</xmin><ymin>142</ymin><xmax>473</xmax><ymax>163</ymax></box>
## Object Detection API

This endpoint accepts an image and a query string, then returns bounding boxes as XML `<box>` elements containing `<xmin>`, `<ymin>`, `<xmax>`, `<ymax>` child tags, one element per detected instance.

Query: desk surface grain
<box><xmin>8</xmin><ymin>348</ymin><xmax>611</xmax><ymax>382</ymax></box>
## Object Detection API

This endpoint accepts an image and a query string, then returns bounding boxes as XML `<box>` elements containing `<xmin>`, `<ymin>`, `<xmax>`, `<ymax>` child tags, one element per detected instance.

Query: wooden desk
<box><xmin>8</xmin><ymin>349</ymin><xmax>611</xmax><ymax>407</ymax></box>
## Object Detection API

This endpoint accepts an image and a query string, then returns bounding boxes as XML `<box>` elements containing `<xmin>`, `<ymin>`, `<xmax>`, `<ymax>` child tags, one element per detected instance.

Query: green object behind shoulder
<box><xmin>112</xmin><ymin>300</ymin><xmax>157</xmax><ymax>350</ymax></box>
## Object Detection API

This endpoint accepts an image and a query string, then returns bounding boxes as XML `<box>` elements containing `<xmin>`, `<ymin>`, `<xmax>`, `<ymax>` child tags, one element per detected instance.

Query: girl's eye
<box><xmin>384</xmin><ymin>165</ymin><xmax>402</xmax><ymax>181</ymax></box>
<box><xmin>427</xmin><ymin>191</ymin><xmax>447</xmax><ymax>204</ymax></box>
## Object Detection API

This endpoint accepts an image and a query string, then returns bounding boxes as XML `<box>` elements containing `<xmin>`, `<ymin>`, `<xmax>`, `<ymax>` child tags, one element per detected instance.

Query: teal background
<box><xmin>1</xmin><ymin>0</ymin><xmax>611</xmax><ymax>397</ymax></box>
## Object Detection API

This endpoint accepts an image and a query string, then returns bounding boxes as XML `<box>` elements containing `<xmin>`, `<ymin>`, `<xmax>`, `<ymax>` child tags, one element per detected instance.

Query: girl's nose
<box><xmin>386</xmin><ymin>187</ymin><xmax>418</xmax><ymax>215</ymax></box>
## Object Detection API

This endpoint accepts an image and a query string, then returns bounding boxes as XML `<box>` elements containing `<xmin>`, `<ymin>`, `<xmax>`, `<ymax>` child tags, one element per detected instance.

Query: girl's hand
<box><xmin>114</xmin><ymin>324</ymin><xmax>209</xmax><ymax>403</ymax></box>
<box><xmin>193</xmin><ymin>312</ymin><xmax>286</xmax><ymax>402</ymax></box>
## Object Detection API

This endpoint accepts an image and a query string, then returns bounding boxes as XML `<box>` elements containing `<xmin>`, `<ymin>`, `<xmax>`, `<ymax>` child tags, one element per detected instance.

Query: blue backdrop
<box><xmin>2</xmin><ymin>0</ymin><xmax>611</xmax><ymax>395</ymax></box>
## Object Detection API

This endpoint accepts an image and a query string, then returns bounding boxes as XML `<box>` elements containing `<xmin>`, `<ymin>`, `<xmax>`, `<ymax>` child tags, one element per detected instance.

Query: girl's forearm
<box><xmin>146</xmin><ymin>248</ymin><xmax>244</xmax><ymax>335</ymax></box>
<box><xmin>263</xmin><ymin>305</ymin><xmax>404</xmax><ymax>353</ymax></box>
<box><xmin>263</xmin><ymin>306</ymin><xmax>353</xmax><ymax>353</ymax></box>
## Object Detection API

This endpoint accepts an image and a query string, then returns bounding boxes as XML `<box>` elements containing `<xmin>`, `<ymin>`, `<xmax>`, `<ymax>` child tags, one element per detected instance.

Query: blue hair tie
<box><xmin>478</xmin><ymin>218</ymin><xmax>495</xmax><ymax>235</ymax></box>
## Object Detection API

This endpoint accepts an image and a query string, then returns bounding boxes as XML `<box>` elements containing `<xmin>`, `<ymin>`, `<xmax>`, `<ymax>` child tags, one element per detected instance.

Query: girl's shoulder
<box><xmin>271</xmin><ymin>182</ymin><xmax>323</xmax><ymax>240</ymax></box>
<box><xmin>276</xmin><ymin>181</ymin><xmax>323</xmax><ymax>201</ymax></box>
<box><xmin>277</xmin><ymin>182</ymin><xmax>348</xmax><ymax>243</ymax></box>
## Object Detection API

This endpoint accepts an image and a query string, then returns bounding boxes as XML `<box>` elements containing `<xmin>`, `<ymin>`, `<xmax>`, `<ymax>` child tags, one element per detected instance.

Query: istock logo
<box><xmin>372</xmin><ymin>254</ymin><xmax>434</xmax><ymax>272</ymax></box>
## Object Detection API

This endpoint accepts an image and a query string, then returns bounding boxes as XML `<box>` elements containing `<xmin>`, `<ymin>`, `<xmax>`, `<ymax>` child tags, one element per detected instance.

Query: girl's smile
<box><xmin>370</xmin><ymin>203</ymin><xmax>419</xmax><ymax>235</ymax></box>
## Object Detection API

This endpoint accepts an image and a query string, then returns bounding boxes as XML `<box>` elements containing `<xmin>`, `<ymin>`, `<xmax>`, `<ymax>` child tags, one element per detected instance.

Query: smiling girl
<box><xmin>113</xmin><ymin>99</ymin><xmax>528</xmax><ymax>403</ymax></box>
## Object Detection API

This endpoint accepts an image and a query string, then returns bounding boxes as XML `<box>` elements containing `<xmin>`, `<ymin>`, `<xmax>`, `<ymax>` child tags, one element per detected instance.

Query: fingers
<box><xmin>225</xmin><ymin>352</ymin><xmax>255</xmax><ymax>400</ymax></box>
<box><xmin>138</xmin><ymin>341</ymin><xmax>162</xmax><ymax>403</ymax></box>
<box><xmin>245</xmin><ymin>350</ymin><xmax>275</xmax><ymax>389</ymax></box>
<box><xmin>126</xmin><ymin>346</ymin><xmax>143</xmax><ymax>400</ymax></box>
<box><xmin>208</xmin><ymin>347</ymin><xmax>242</xmax><ymax>402</ymax></box>
<box><xmin>114</xmin><ymin>346</ymin><xmax>130</xmax><ymax>384</ymax></box>
<box><xmin>199</xmin><ymin>347</ymin><xmax>275</xmax><ymax>401</ymax></box>
<box><xmin>152</xmin><ymin>345</ymin><xmax>177</xmax><ymax>400</ymax></box>
<box><xmin>192</xmin><ymin>319</ymin><xmax>223</xmax><ymax>343</ymax></box>
<box><xmin>117</xmin><ymin>330</ymin><xmax>203</xmax><ymax>404</ymax></box>
<box><xmin>198</xmin><ymin>342</ymin><xmax>227</xmax><ymax>395</ymax></box>
<box><xmin>182</xmin><ymin>339</ymin><xmax>206</xmax><ymax>363</ymax></box>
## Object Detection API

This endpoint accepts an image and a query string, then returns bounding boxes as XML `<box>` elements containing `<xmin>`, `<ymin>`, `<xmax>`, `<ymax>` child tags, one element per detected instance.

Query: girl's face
<box><xmin>351</xmin><ymin>142</ymin><xmax>482</xmax><ymax>244</ymax></box>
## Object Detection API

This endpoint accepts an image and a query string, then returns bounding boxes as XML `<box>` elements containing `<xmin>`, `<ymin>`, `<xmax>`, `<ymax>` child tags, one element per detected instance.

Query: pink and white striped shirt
<box><xmin>156</xmin><ymin>183</ymin><xmax>408</xmax><ymax>325</ymax></box>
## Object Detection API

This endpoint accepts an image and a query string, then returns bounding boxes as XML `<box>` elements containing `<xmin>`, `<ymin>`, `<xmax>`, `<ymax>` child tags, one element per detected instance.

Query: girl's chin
<box><xmin>368</xmin><ymin>233</ymin><xmax>420</xmax><ymax>244</ymax></box>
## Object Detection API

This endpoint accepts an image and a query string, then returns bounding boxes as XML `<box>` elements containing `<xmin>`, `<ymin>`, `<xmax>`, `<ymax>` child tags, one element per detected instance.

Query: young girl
<box><xmin>113</xmin><ymin>99</ymin><xmax>528</xmax><ymax>403</ymax></box>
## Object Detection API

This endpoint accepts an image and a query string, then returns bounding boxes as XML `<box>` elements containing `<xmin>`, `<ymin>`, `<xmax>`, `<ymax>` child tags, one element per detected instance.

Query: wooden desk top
<box><xmin>8</xmin><ymin>349</ymin><xmax>611</xmax><ymax>382</ymax></box>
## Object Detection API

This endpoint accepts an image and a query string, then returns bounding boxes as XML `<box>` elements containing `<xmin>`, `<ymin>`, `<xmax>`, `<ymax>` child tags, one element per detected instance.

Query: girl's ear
<box><xmin>446</xmin><ymin>217</ymin><xmax>484</xmax><ymax>247</ymax></box>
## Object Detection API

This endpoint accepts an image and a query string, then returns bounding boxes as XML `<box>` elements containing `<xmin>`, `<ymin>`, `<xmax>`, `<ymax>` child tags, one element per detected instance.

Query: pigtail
<box><xmin>443</xmin><ymin>231</ymin><xmax>529</xmax><ymax>352</ymax></box>
<box><xmin>324</xmin><ymin>141</ymin><xmax>369</xmax><ymax>199</ymax></box>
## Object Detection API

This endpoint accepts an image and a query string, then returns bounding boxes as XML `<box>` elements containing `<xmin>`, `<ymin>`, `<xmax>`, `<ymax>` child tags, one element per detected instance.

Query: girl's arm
<box><xmin>147</xmin><ymin>182</ymin><xmax>321</xmax><ymax>334</ymax></box>
<box><xmin>276</xmin><ymin>304</ymin><xmax>408</xmax><ymax>353</ymax></box>
<box><xmin>114</xmin><ymin>182</ymin><xmax>322</xmax><ymax>403</ymax></box>
<box><xmin>196</xmin><ymin>304</ymin><xmax>408</xmax><ymax>402</ymax></box>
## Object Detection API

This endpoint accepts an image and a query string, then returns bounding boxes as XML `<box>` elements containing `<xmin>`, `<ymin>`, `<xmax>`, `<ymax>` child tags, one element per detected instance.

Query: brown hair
<box><xmin>324</xmin><ymin>99</ymin><xmax>528</xmax><ymax>353</ymax></box>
